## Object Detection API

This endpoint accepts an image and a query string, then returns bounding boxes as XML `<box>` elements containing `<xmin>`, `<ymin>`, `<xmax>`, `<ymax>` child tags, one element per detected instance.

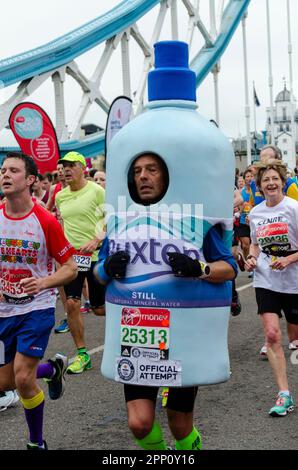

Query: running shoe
<box><xmin>269</xmin><ymin>393</ymin><xmax>294</xmax><ymax>417</ymax></box>
<box><xmin>80</xmin><ymin>301</ymin><xmax>91</xmax><ymax>314</ymax></box>
<box><xmin>0</xmin><ymin>390</ymin><xmax>19</xmax><ymax>412</ymax></box>
<box><xmin>288</xmin><ymin>340</ymin><xmax>298</xmax><ymax>350</ymax></box>
<box><xmin>237</xmin><ymin>252</ymin><xmax>246</xmax><ymax>272</ymax></box>
<box><xmin>27</xmin><ymin>440</ymin><xmax>48</xmax><ymax>450</ymax></box>
<box><xmin>259</xmin><ymin>345</ymin><xmax>268</xmax><ymax>359</ymax></box>
<box><xmin>54</xmin><ymin>319</ymin><xmax>69</xmax><ymax>334</ymax></box>
<box><xmin>44</xmin><ymin>353</ymin><xmax>68</xmax><ymax>400</ymax></box>
<box><xmin>231</xmin><ymin>295</ymin><xmax>241</xmax><ymax>316</ymax></box>
<box><xmin>66</xmin><ymin>354</ymin><xmax>91</xmax><ymax>374</ymax></box>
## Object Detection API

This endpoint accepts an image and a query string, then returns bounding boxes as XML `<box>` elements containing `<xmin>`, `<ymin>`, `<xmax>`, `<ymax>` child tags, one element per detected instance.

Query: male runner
<box><xmin>56</xmin><ymin>152</ymin><xmax>105</xmax><ymax>374</ymax></box>
<box><xmin>95</xmin><ymin>153</ymin><xmax>237</xmax><ymax>450</ymax></box>
<box><xmin>0</xmin><ymin>152</ymin><xmax>77</xmax><ymax>449</ymax></box>
<box><xmin>46</xmin><ymin>162</ymin><xmax>71</xmax><ymax>334</ymax></box>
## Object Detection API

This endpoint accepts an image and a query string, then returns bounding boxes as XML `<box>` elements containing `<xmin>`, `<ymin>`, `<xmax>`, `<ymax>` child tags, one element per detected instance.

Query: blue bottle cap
<box><xmin>148</xmin><ymin>41</ymin><xmax>196</xmax><ymax>102</ymax></box>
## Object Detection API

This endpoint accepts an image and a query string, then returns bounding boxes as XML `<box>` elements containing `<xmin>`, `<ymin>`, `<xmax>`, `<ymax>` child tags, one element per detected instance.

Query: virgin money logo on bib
<box><xmin>256</xmin><ymin>222</ymin><xmax>288</xmax><ymax>240</ymax></box>
<box><xmin>122</xmin><ymin>307</ymin><xmax>141</xmax><ymax>326</ymax></box>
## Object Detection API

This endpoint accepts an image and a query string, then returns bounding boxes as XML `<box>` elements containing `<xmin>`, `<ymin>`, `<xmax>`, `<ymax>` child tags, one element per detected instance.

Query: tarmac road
<box><xmin>1</xmin><ymin>271</ymin><xmax>298</xmax><ymax>450</ymax></box>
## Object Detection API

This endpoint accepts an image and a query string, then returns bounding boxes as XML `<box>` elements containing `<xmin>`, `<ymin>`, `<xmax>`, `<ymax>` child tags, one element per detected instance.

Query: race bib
<box><xmin>256</xmin><ymin>221</ymin><xmax>291</xmax><ymax>256</ymax></box>
<box><xmin>73</xmin><ymin>252</ymin><xmax>92</xmax><ymax>271</ymax></box>
<box><xmin>115</xmin><ymin>307</ymin><xmax>182</xmax><ymax>386</ymax></box>
<box><xmin>120</xmin><ymin>306</ymin><xmax>170</xmax><ymax>352</ymax></box>
<box><xmin>0</xmin><ymin>268</ymin><xmax>33</xmax><ymax>305</ymax></box>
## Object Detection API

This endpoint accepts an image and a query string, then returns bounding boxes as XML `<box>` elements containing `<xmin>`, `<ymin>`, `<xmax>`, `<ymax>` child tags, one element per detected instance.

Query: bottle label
<box><xmin>105</xmin><ymin>212</ymin><xmax>231</xmax><ymax>308</ymax></box>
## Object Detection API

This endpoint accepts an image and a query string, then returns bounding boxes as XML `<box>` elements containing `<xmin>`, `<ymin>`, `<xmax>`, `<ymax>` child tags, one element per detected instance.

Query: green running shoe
<box><xmin>269</xmin><ymin>393</ymin><xmax>294</xmax><ymax>417</ymax></box>
<box><xmin>27</xmin><ymin>440</ymin><xmax>48</xmax><ymax>450</ymax></box>
<box><xmin>66</xmin><ymin>354</ymin><xmax>91</xmax><ymax>374</ymax></box>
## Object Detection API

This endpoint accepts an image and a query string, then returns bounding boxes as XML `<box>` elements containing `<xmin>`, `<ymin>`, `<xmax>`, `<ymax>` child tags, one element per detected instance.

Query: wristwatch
<box><xmin>199</xmin><ymin>261</ymin><xmax>211</xmax><ymax>278</ymax></box>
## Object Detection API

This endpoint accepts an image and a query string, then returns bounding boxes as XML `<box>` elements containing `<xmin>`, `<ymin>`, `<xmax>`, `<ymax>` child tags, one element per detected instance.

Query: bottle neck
<box><xmin>146</xmin><ymin>100</ymin><xmax>198</xmax><ymax>111</ymax></box>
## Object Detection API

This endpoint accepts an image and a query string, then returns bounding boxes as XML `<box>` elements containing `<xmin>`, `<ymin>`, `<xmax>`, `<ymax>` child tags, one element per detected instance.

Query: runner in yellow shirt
<box><xmin>56</xmin><ymin>152</ymin><xmax>105</xmax><ymax>374</ymax></box>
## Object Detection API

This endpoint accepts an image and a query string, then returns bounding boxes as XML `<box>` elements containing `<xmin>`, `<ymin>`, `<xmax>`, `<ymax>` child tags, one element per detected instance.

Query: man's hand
<box><xmin>79</xmin><ymin>238</ymin><xmax>100</xmax><ymax>254</ymax></box>
<box><xmin>167</xmin><ymin>252</ymin><xmax>203</xmax><ymax>277</ymax></box>
<box><xmin>104</xmin><ymin>251</ymin><xmax>130</xmax><ymax>279</ymax></box>
<box><xmin>19</xmin><ymin>277</ymin><xmax>45</xmax><ymax>295</ymax></box>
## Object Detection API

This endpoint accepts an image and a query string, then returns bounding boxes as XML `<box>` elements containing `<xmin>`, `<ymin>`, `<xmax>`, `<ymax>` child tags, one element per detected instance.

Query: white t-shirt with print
<box><xmin>0</xmin><ymin>202</ymin><xmax>75</xmax><ymax>317</ymax></box>
<box><xmin>249</xmin><ymin>196</ymin><xmax>298</xmax><ymax>293</ymax></box>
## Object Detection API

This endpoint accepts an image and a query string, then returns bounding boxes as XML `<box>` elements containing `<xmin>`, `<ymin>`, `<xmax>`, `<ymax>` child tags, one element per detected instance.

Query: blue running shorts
<box><xmin>0</xmin><ymin>308</ymin><xmax>55</xmax><ymax>366</ymax></box>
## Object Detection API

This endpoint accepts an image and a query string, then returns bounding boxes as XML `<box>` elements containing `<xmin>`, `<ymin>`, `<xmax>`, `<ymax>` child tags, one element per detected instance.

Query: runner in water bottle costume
<box><xmin>95</xmin><ymin>41</ymin><xmax>237</xmax><ymax>450</ymax></box>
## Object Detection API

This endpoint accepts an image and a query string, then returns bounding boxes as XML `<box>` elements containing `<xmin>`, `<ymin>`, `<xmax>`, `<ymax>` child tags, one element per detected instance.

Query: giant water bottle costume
<box><xmin>100</xmin><ymin>41</ymin><xmax>235</xmax><ymax>387</ymax></box>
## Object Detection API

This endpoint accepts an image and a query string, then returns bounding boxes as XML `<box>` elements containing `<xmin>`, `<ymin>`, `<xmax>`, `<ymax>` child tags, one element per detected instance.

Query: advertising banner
<box><xmin>105</xmin><ymin>96</ymin><xmax>133</xmax><ymax>158</ymax></box>
<box><xmin>9</xmin><ymin>102</ymin><xmax>60</xmax><ymax>173</ymax></box>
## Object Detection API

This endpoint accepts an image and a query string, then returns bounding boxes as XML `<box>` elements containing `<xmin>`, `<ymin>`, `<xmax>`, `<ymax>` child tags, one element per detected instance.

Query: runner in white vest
<box><xmin>0</xmin><ymin>152</ymin><xmax>77</xmax><ymax>449</ymax></box>
<box><xmin>246</xmin><ymin>161</ymin><xmax>298</xmax><ymax>417</ymax></box>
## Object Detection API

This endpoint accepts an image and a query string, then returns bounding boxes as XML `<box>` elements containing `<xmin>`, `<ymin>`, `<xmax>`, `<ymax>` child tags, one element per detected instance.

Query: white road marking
<box><xmin>237</xmin><ymin>282</ymin><xmax>253</xmax><ymax>292</ymax></box>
